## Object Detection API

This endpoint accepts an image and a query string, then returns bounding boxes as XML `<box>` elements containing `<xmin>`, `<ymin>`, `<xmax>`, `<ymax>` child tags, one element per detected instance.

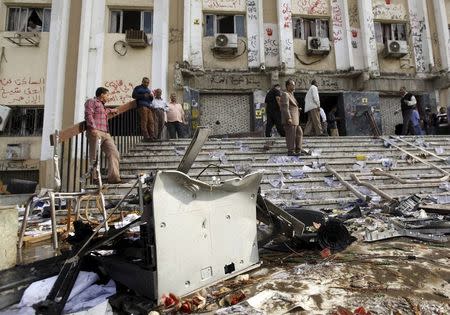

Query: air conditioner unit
<box><xmin>6</xmin><ymin>143</ymin><xmax>30</xmax><ymax>160</ymax></box>
<box><xmin>0</xmin><ymin>105</ymin><xmax>11</xmax><ymax>131</ymax></box>
<box><xmin>125</xmin><ymin>30</ymin><xmax>148</xmax><ymax>48</ymax></box>
<box><xmin>384</xmin><ymin>40</ymin><xmax>408</xmax><ymax>58</ymax></box>
<box><xmin>213</xmin><ymin>33</ymin><xmax>238</xmax><ymax>51</ymax></box>
<box><xmin>307</xmin><ymin>37</ymin><xmax>330</xmax><ymax>55</ymax></box>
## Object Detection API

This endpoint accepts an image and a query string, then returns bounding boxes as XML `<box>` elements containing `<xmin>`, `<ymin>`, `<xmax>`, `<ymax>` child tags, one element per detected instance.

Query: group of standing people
<box><xmin>83</xmin><ymin>78</ymin><xmax>187</xmax><ymax>184</ymax></box>
<box><xmin>132</xmin><ymin>77</ymin><xmax>186</xmax><ymax>141</ymax></box>
<box><xmin>265</xmin><ymin>79</ymin><xmax>338</xmax><ymax>156</ymax></box>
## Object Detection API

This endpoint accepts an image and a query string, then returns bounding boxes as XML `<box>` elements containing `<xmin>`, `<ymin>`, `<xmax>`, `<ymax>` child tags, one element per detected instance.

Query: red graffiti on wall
<box><xmin>104</xmin><ymin>80</ymin><xmax>135</xmax><ymax>105</ymax></box>
<box><xmin>0</xmin><ymin>77</ymin><xmax>45</xmax><ymax>105</ymax></box>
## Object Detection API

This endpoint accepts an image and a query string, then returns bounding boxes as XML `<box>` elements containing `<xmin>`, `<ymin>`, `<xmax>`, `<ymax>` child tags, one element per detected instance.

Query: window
<box><xmin>0</xmin><ymin>107</ymin><xmax>44</xmax><ymax>137</ymax></box>
<box><xmin>293</xmin><ymin>17</ymin><xmax>329</xmax><ymax>39</ymax></box>
<box><xmin>109</xmin><ymin>10</ymin><xmax>152</xmax><ymax>33</ymax></box>
<box><xmin>204</xmin><ymin>14</ymin><xmax>245</xmax><ymax>36</ymax></box>
<box><xmin>374</xmin><ymin>22</ymin><xmax>406</xmax><ymax>44</ymax></box>
<box><xmin>7</xmin><ymin>7</ymin><xmax>51</xmax><ymax>32</ymax></box>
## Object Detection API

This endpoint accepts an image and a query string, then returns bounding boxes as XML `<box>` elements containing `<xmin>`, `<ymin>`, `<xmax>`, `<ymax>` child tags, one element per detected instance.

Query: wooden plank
<box><xmin>50</xmin><ymin>100</ymin><xmax>137</xmax><ymax>145</ymax></box>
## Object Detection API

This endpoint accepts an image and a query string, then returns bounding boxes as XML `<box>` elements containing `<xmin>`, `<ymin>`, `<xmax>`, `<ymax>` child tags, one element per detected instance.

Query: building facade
<box><xmin>0</xmin><ymin>0</ymin><xmax>449</xmax><ymax>187</ymax></box>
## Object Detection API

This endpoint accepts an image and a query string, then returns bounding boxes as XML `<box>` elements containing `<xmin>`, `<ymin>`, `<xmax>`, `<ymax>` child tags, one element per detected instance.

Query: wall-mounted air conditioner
<box><xmin>307</xmin><ymin>37</ymin><xmax>330</xmax><ymax>55</ymax></box>
<box><xmin>6</xmin><ymin>143</ymin><xmax>30</xmax><ymax>160</ymax></box>
<box><xmin>384</xmin><ymin>40</ymin><xmax>408</xmax><ymax>58</ymax></box>
<box><xmin>213</xmin><ymin>33</ymin><xmax>238</xmax><ymax>52</ymax></box>
<box><xmin>125</xmin><ymin>30</ymin><xmax>148</xmax><ymax>48</ymax></box>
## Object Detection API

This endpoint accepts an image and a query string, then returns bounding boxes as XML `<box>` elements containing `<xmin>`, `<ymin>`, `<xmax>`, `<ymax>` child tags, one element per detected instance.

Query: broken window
<box><xmin>7</xmin><ymin>7</ymin><xmax>51</xmax><ymax>32</ymax></box>
<box><xmin>0</xmin><ymin>107</ymin><xmax>44</xmax><ymax>137</ymax></box>
<box><xmin>293</xmin><ymin>17</ymin><xmax>329</xmax><ymax>39</ymax></box>
<box><xmin>374</xmin><ymin>22</ymin><xmax>407</xmax><ymax>44</ymax></box>
<box><xmin>109</xmin><ymin>10</ymin><xmax>153</xmax><ymax>34</ymax></box>
<box><xmin>204</xmin><ymin>14</ymin><xmax>245</xmax><ymax>36</ymax></box>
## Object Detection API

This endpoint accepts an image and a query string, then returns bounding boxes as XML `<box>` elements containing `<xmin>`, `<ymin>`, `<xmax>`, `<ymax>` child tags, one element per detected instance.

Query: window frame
<box><xmin>109</xmin><ymin>9</ymin><xmax>153</xmax><ymax>34</ymax></box>
<box><xmin>6</xmin><ymin>6</ymin><xmax>52</xmax><ymax>32</ymax></box>
<box><xmin>374</xmin><ymin>22</ymin><xmax>407</xmax><ymax>44</ymax></box>
<box><xmin>204</xmin><ymin>14</ymin><xmax>246</xmax><ymax>37</ymax></box>
<box><xmin>292</xmin><ymin>17</ymin><xmax>330</xmax><ymax>40</ymax></box>
<box><xmin>0</xmin><ymin>107</ymin><xmax>44</xmax><ymax>137</ymax></box>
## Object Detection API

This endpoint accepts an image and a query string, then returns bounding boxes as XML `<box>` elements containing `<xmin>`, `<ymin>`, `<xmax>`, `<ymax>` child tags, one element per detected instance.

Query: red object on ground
<box><xmin>354</xmin><ymin>306</ymin><xmax>370</xmax><ymax>315</ymax></box>
<box><xmin>320</xmin><ymin>247</ymin><xmax>331</xmax><ymax>258</ymax></box>
<box><xmin>230</xmin><ymin>291</ymin><xmax>246</xmax><ymax>305</ymax></box>
<box><xmin>180</xmin><ymin>301</ymin><xmax>192</xmax><ymax>313</ymax></box>
<box><xmin>385</xmin><ymin>0</ymin><xmax>391</xmax><ymax>4</ymax></box>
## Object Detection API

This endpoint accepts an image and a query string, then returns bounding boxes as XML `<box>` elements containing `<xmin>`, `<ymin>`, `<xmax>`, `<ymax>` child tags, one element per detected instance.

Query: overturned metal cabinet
<box><xmin>152</xmin><ymin>170</ymin><xmax>263</xmax><ymax>299</ymax></box>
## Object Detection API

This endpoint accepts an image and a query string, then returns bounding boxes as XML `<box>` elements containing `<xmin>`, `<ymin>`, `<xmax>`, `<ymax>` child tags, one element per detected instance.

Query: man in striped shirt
<box><xmin>84</xmin><ymin>87</ymin><xmax>121</xmax><ymax>184</ymax></box>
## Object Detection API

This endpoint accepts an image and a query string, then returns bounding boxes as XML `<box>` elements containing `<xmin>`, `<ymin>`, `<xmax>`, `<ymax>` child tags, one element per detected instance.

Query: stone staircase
<box><xmin>103</xmin><ymin>135</ymin><xmax>450</xmax><ymax>209</ymax></box>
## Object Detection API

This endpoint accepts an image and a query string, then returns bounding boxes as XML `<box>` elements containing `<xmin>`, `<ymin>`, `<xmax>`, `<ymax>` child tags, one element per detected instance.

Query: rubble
<box><xmin>1</xmin><ymin>134</ymin><xmax>450</xmax><ymax>314</ymax></box>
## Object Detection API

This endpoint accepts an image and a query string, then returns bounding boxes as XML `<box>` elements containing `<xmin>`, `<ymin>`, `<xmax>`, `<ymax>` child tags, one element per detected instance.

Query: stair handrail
<box><xmin>49</xmin><ymin>100</ymin><xmax>137</xmax><ymax>145</ymax></box>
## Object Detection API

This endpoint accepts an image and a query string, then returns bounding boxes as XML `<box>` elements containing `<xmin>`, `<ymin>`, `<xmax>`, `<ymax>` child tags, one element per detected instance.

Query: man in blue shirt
<box><xmin>132</xmin><ymin>77</ymin><xmax>154</xmax><ymax>141</ymax></box>
<box><xmin>411</xmin><ymin>107</ymin><xmax>423</xmax><ymax>135</ymax></box>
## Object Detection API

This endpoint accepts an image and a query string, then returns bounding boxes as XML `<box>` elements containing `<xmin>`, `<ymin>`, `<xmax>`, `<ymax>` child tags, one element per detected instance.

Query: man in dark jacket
<box><xmin>132</xmin><ymin>77</ymin><xmax>154</xmax><ymax>141</ymax></box>
<box><xmin>265</xmin><ymin>84</ymin><xmax>285</xmax><ymax>137</ymax></box>
<box><xmin>395</xmin><ymin>87</ymin><xmax>417</xmax><ymax>135</ymax></box>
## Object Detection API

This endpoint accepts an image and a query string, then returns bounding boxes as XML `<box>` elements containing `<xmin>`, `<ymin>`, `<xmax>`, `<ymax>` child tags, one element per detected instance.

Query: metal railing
<box><xmin>50</xmin><ymin>101</ymin><xmax>142</xmax><ymax>192</ymax></box>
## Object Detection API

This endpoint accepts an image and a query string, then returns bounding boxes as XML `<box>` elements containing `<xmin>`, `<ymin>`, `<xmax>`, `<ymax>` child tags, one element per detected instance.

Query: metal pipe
<box><xmin>325</xmin><ymin>164</ymin><xmax>370</xmax><ymax>202</ymax></box>
<box><xmin>49</xmin><ymin>191</ymin><xmax>58</xmax><ymax>249</ymax></box>
<box><xmin>350</xmin><ymin>173</ymin><xmax>394</xmax><ymax>201</ymax></box>
<box><xmin>371</xmin><ymin>168</ymin><xmax>449</xmax><ymax>184</ymax></box>
<box><xmin>390</xmin><ymin>136</ymin><xmax>447</xmax><ymax>162</ymax></box>
<box><xmin>380</xmin><ymin>136</ymin><xmax>450</xmax><ymax>176</ymax></box>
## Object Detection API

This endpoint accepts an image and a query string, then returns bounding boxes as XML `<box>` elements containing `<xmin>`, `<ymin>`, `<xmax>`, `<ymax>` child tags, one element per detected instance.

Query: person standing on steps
<box><xmin>85</xmin><ymin>87</ymin><xmax>122</xmax><ymax>184</ymax></box>
<box><xmin>264</xmin><ymin>84</ymin><xmax>286</xmax><ymax>137</ymax></box>
<box><xmin>395</xmin><ymin>87</ymin><xmax>417</xmax><ymax>135</ymax></box>
<box><xmin>132</xmin><ymin>77</ymin><xmax>154</xmax><ymax>142</ymax></box>
<box><xmin>151</xmin><ymin>88</ymin><xmax>169</xmax><ymax>140</ymax></box>
<box><xmin>166</xmin><ymin>93</ymin><xmax>186</xmax><ymax>139</ymax></box>
<box><xmin>280</xmin><ymin>79</ymin><xmax>303</xmax><ymax>156</ymax></box>
<box><xmin>304</xmin><ymin>80</ymin><xmax>323</xmax><ymax>136</ymax></box>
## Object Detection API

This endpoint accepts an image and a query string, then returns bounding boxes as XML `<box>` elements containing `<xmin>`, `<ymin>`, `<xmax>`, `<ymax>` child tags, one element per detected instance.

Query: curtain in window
<box><xmin>143</xmin><ymin>11</ymin><xmax>152</xmax><ymax>33</ymax></box>
<box><xmin>374</xmin><ymin>22</ymin><xmax>383</xmax><ymax>43</ymax></box>
<box><xmin>110</xmin><ymin>11</ymin><xmax>121</xmax><ymax>33</ymax></box>
<box><xmin>235</xmin><ymin>15</ymin><xmax>245</xmax><ymax>36</ymax></box>
<box><xmin>19</xmin><ymin>8</ymin><xmax>32</xmax><ymax>32</ymax></box>
<box><xmin>8</xmin><ymin>8</ymin><xmax>20</xmax><ymax>31</ymax></box>
<box><xmin>43</xmin><ymin>8</ymin><xmax>51</xmax><ymax>31</ymax></box>
<box><xmin>293</xmin><ymin>18</ymin><xmax>302</xmax><ymax>39</ymax></box>
<box><xmin>205</xmin><ymin>15</ymin><xmax>214</xmax><ymax>36</ymax></box>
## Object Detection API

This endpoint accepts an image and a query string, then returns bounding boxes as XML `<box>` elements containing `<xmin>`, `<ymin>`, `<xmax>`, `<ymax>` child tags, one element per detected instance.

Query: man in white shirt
<box><xmin>151</xmin><ymin>88</ymin><xmax>168</xmax><ymax>139</ymax></box>
<box><xmin>304</xmin><ymin>80</ymin><xmax>323</xmax><ymax>136</ymax></box>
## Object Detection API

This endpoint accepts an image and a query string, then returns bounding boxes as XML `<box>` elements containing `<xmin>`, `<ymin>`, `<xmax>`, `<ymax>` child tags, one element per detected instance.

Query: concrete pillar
<box><xmin>246</xmin><ymin>0</ymin><xmax>265</xmax><ymax>69</ymax></box>
<box><xmin>40</xmin><ymin>0</ymin><xmax>71</xmax><ymax>161</ymax></box>
<box><xmin>277</xmin><ymin>0</ymin><xmax>295</xmax><ymax>73</ymax></box>
<box><xmin>74</xmin><ymin>0</ymin><xmax>106</xmax><ymax>123</ymax></box>
<box><xmin>152</xmin><ymin>0</ymin><xmax>170</xmax><ymax>99</ymax></box>
<box><xmin>407</xmin><ymin>0</ymin><xmax>434</xmax><ymax>74</ymax></box>
<box><xmin>331</xmin><ymin>0</ymin><xmax>354</xmax><ymax>70</ymax></box>
<box><xmin>183</xmin><ymin>0</ymin><xmax>203</xmax><ymax>69</ymax></box>
<box><xmin>433</xmin><ymin>0</ymin><xmax>450</xmax><ymax>71</ymax></box>
<box><xmin>357</xmin><ymin>0</ymin><xmax>379</xmax><ymax>76</ymax></box>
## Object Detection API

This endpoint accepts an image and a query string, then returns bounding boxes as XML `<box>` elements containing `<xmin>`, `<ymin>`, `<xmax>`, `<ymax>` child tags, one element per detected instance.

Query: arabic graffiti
<box><xmin>331</xmin><ymin>0</ymin><xmax>343</xmax><ymax>43</ymax></box>
<box><xmin>0</xmin><ymin>77</ymin><xmax>45</xmax><ymax>105</ymax></box>
<box><xmin>294</xmin><ymin>0</ymin><xmax>328</xmax><ymax>15</ymax></box>
<box><xmin>104</xmin><ymin>80</ymin><xmax>135</xmax><ymax>105</ymax></box>
<box><xmin>372</xmin><ymin>1</ymin><xmax>407</xmax><ymax>20</ymax></box>
<box><xmin>264</xmin><ymin>24</ymin><xmax>279</xmax><ymax>67</ymax></box>
<box><xmin>203</xmin><ymin>0</ymin><xmax>244</xmax><ymax>10</ymax></box>
<box><xmin>409</xmin><ymin>11</ymin><xmax>427</xmax><ymax>72</ymax></box>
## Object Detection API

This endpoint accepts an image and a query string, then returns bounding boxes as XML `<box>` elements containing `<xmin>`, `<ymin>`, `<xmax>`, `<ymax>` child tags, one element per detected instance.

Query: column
<box><xmin>331</xmin><ymin>0</ymin><xmax>354</xmax><ymax>70</ymax></box>
<box><xmin>407</xmin><ymin>0</ymin><xmax>434</xmax><ymax>74</ymax></box>
<box><xmin>183</xmin><ymin>0</ymin><xmax>203</xmax><ymax>69</ymax></box>
<box><xmin>152</xmin><ymin>0</ymin><xmax>170</xmax><ymax>98</ymax></box>
<box><xmin>433</xmin><ymin>0</ymin><xmax>450</xmax><ymax>71</ymax></box>
<box><xmin>246</xmin><ymin>0</ymin><xmax>265</xmax><ymax>69</ymax></box>
<box><xmin>358</xmin><ymin>0</ymin><xmax>379</xmax><ymax>76</ymax></box>
<box><xmin>74</xmin><ymin>0</ymin><xmax>106</xmax><ymax>124</ymax></box>
<box><xmin>40</xmin><ymin>0</ymin><xmax>71</xmax><ymax>161</ymax></box>
<box><xmin>277</xmin><ymin>0</ymin><xmax>295</xmax><ymax>73</ymax></box>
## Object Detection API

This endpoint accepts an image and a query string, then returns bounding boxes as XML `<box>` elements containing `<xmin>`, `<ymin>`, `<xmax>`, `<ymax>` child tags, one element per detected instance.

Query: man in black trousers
<box><xmin>265</xmin><ymin>84</ymin><xmax>286</xmax><ymax>137</ymax></box>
